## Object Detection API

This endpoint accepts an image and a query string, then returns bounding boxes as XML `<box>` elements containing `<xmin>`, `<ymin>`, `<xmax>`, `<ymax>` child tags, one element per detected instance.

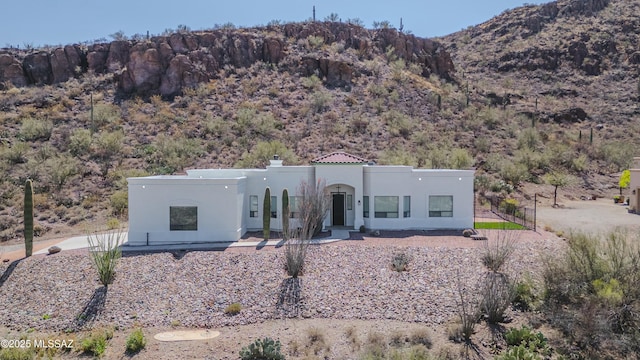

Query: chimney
<box><xmin>269</xmin><ymin>154</ymin><xmax>283</xmax><ymax>167</ymax></box>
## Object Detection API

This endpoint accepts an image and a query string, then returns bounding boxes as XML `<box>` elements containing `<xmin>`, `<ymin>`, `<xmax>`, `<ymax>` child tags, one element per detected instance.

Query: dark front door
<box><xmin>332</xmin><ymin>193</ymin><xmax>345</xmax><ymax>226</ymax></box>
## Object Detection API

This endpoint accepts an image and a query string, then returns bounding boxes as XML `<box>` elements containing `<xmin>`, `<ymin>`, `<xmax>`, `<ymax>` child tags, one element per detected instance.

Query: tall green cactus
<box><xmin>263</xmin><ymin>187</ymin><xmax>271</xmax><ymax>240</ymax></box>
<box><xmin>24</xmin><ymin>179</ymin><xmax>34</xmax><ymax>257</ymax></box>
<box><xmin>282</xmin><ymin>189</ymin><xmax>289</xmax><ymax>240</ymax></box>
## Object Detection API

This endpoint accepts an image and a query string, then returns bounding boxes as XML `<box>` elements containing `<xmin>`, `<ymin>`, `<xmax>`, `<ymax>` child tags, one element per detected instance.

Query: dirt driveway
<box><xmin>536</xmin><ymin>198</ymin><xmax>640</xmax><ymax>234</ymax></box>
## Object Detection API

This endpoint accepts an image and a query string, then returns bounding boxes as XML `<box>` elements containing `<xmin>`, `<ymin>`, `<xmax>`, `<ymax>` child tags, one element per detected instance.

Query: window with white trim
<box><xmin>429</xmin><ymin>195</ymin><xmax>453</xmax><ymax>217</ymax></box>
<box><xmin>363</xmin><ymin>196</ymin><xmax>369</xmax><ymax>218</ymax></box>
<box><xmin>289</xmin><ymin>196</ymin><xmax>301</xmax><ymax>218</ymax></box>
<box><xmin>170</xmin><ymin>206</ymin><xmax>197</xmax><ymax>231</ymax></box>
<box><xmin>250</xmin><ymin>195</ymin><xmax>258</xmax><ymax>217</ymax></box>
<box><xmin>403</xmin><ymin>196</ymin><xmax>411</xmax><ymax>217</ymax></box>
<box><xmin>270</xmin><ymin>196</ymin><xmax>277</xmax><ymax>218</ymax></box>
<box><xmin>374</xmin><ymin>196</ymin><xmax>399</xmax><ymax>218</ymax></box>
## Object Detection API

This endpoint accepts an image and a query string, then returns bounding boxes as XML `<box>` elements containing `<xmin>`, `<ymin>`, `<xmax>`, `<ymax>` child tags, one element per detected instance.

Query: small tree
<box><xmin>284</xmin><ymin>179</ymin><xmax>330</xmax><ymax>277</ymax></box>
<box><xmin>263</xmin><ymin>187</ymin><xmax>271</xmax><ymax>240</ymax></box>
<box><xmin>619</xmin><ymin>169</ymin><xmax>630</xmax><ymax>196</ymax></box>
<box><xmin>544</xmin><ymin>171</ymin><xmax>571</xmax><ymax>207</ymax></box>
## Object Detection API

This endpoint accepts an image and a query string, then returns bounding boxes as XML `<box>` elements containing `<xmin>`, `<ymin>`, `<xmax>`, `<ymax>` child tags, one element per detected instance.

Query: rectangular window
<box><xmin>403</xmin><ymin>196</ymin><xmax>411</xmax><ymax>217</ymax></box>
<box><xmin>271</xmin><ymin>196</ymin><xmax>277</xmax><ymax>218</ymax></box>
<box><xmin>289</xmin><ymin>196</ymin><xmax>301</xmax><ymax>218</ymax></box>
<box><xmin>170</xmin><ymin>206</ymin><xmax>197</xmax><ymax>231</ymax></box>
<box><xmin>363</xmin><ymin>196</ymin><xmax>369</xmax><ymax>218</ymax></box>
<box><xmin>250</xmin><ymin>195</ymin><xmax>258</xmax><ymax>218</ymax></box>
<box><xmin>347</xmin><ymin>194</ymin><xmax>353</xmax><ymax>210</ymax></box>
<box><xmin>429</xmin><ymin>195</ymin><xmax>453</xmax><ymax>217</ymax></box>
<box><xmin>374</xmin><ymin>196</ymin><xmax>399</xmax><ymax>218</ymax></box>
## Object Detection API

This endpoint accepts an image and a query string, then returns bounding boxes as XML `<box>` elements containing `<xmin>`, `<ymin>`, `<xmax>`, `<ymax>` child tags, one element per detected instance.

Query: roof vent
<box><xmin>273</xmin><ymin>154</ymin><xmax>280</xmax><ymax>160</ymax></box>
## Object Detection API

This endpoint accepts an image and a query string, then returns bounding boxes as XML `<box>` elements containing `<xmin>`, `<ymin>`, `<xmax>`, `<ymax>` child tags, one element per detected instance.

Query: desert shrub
<box><xmin>592</xmin><ymin>278</ymin><xmax>623</xmax><ymax>305</ymax></box>
<box><xmin>453</xmin><ymin>271</ymin><xmax>481</xmax><ymax>343</ymax></box>
<box><xmin>147</xmin><ymin>134</ymin><xmax>202</xmax><ymax>174</ymax></box>
<box><xmin>450</xmin><ymin>148</ymin><xmax>474</xmax><ymax>169</ymax></box>
<box><xmin>68</xmin><ymin>128</ymin><xmax>92</xmax><ymax>157</ymax></box>
<box><xmin>3</xmin><ymin>141</ymin><xmax>29</xmax><ymax>164</ymax></box>
<box><xmin>499</xmin><ymin>198</ymin><xmax>519</xmax><ymax>215</ymax></box>
<box><xmin>88</xmin><ymin>230</ymin><xmax>124</xmax><ymax>287</ymax></box>
<box><xmin>503</xmin><ymin>326</ymin><xmax>550</xmax><ymax>357</ymax></box>
<box><xmin>391</xmin><ymin>252</ymin><xmax>410</xmax><ymax>272</ymax></box>
<box><xmin>310</xmin><ymin>90</ymin><xmax>332</xmax><ymax>113</ymax></box>
<box><xmin>306</xmin><ymin>35</ymin><xmax>324</xmax><ymax>50</ymax></box>
<box><xmin>302</xmin><ymin>74</ymin><xmax>322</xmax><ymax>90</ymax></box>
<box><xmin>517</xmin><ymin>128</ymin><xmax>541</xmax><ymax>151</ymax></box>
<box><xmin>542</xmin><ymin>230</ymin><xmax>640</xmax><ymax>357</ymax></box>
<box><xmin>80</xmin><ymin>329</ymin><xmax>113</xmax><ymax>357</ymax></box>
<box><xmin>46</xmin><ymin>155</ymin><xmax>77</xmax><ymax>190</ymax></box>
<box><xmin>236</xmin><ymin>140</ymin><xmax>298</xmax><ymax>169</ymax></box>
<box><xmin>19</xmin><ymin>117</ymin><xmax>53</xmax><ymax>141</ymax></box>
<box><xmin>513</xmin><ymin>277</ymin><xmax>537</xmax><ymax>311</ymax></box>
<box><xmin>305</xmin><ymin>327</ymin><xmax>328</xmax><ymax>355</ymax></box>
<box><xmin>224</xmin><ymin>302</ymin><xmax>242</xmax><ymax>315</ymax></box>
<box><xmin>0</xmin><ymin>347</ymin><xmax>34</xmax><ymax>360</ymax></box>
<box><xmin>481</xmin><ymin>231</ymin><xmax>515</xmax><ymax>272</ymax></box>
<box><xmin>91</xmin><ymin>103</ymin><xmax>120</xmax><ymax>130</ymax></box>
<box><xmin>409</xmin><ymin>328</ymin><xmax>432</xmax><ymax>349</ymax></box>
<box><xmin>480</xmin><ymin>272</ymin><xmax>515</xmax><ymax>324</ymax></box>
<box><xmin>239</xmin><ymin>338</ymin><xmax>285</xmax><ymax>360</ymax></box>
<box><xmin>109</xmin><ymin>191</ymin><xmax>128</xmax><ymax>216</ymax></box>
<box><xmin>125</xmin><ymin>328</ymin><xmax>146</xmax><ymax>354</ymax></box>
<box><xmin>500</xmin><ymin>162</ymin><xmax>529</xmax><ymax>187</ymax></box>
<box><xmin>496</xmin><ymin>345</ymin><xmax>541</xmax><ymax>360</ymax></box>
<box><xmin>93</xmin><ymin>131</ymin><xmax>124</xmax><ymax>176</ymax></box>
<box><xmin>106</xmin><ymin>218</ymin><xmax>120</xmax><ymax>230</ymax></box>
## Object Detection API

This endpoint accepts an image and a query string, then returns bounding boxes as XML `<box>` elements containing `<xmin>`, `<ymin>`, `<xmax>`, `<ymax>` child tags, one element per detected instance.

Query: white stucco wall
<box><xmin>363</xmin><ymin>166</ymin><xmax>474</xmax><ymax>230</ymax></box>
<box><xmin>243</xmin><ymin>165</ymin><xmax>315</xmax><ymax>231</ymax></box>
<box><xmin>128</xmin><ymin>176</ymin><xmax>246</xmax><ymax>244</ymax></box>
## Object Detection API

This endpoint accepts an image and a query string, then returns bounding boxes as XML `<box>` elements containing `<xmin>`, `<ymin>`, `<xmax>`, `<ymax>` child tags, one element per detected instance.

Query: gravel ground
<box><xmin>0</xmin><ymin>230</ymin><xmax>563</xmax><ymax>332</ymax></box>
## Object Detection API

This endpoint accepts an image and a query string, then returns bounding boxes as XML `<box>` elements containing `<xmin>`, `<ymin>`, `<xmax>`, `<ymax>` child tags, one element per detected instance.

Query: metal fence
<box><xmin>483</xmin><ymin>194</ymin><xmax>536</xmax><ymax>230</ymax></box>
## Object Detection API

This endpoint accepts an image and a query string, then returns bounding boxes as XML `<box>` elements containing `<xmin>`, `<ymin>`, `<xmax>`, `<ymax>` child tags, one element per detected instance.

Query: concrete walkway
<box><xmin>32</xmin><ymin>229</ymin><xmax>353</xmax><ymax>254</ymax></box>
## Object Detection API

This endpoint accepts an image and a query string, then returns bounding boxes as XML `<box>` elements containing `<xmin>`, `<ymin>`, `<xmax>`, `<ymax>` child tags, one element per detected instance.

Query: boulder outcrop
<box><xmin>0</xmin><ymin>22</ymin><xmax>454</xmax><ymax>97</ymax></box>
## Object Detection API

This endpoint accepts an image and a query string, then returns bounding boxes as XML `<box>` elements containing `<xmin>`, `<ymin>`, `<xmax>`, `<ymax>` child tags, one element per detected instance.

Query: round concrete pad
<box><xmin>154</xmin><ymin>330</ymin><xmax>221</xmax><ymax>342</ymax></box>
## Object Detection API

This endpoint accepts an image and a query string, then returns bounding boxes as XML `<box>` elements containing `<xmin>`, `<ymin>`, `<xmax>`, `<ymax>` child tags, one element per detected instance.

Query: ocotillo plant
<box><xmin>24</xmin><ymin>179</ymin><xmax>34</xmax><ymax>257</ymax></box>
<box><xmin>263</xmin><ymin>187</ymin><xmax>271</xmax><ymax>240</ymax></box>
<box><xmin>282</xmin><ymin>188</ymin><xmax>289</xmax><ymax>240</ymax></box>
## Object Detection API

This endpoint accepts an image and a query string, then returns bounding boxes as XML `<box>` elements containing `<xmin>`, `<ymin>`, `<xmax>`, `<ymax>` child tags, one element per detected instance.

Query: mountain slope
<box><xmin>0</xmin><ymin>1</ymin><xmax>639</xmax><ymax>242</ymax></box>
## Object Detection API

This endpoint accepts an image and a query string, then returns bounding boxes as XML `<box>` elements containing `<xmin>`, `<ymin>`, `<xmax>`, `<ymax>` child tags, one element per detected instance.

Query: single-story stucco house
<box><xmin>127</xmin><ymin>152</ymin><xmax>475</xmax><ymax>245</ymax></box>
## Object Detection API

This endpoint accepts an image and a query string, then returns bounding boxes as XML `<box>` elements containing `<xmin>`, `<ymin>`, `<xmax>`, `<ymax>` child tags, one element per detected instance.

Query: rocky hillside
<box><xmin>0</xmin><ymin>22</ymin><xmax>453</xmax><ymax>97</ymax></box>
<box><xmin>0</xmin><ymin>1</ymin><xmax>639</xmax><ymax>242</ymax></box>
<box><xmin>441</xmin><ymin>0</ymin><xmax>639</xmax><ymax>149</ymax></box>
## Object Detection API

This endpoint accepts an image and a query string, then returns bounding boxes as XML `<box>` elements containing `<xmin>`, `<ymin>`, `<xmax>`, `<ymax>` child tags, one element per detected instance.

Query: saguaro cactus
<box><xmin>263</xmin><ymin>187</ymin><xmax>271</xmax><ymax>240</ymax></box>
<box><xmin>24</xmin><ymin>179</ymin><xmax>34</xmax><ymax>257</ymax></box>
<box><xmin>282</xmin><ymin>188</ymin><xmax>289</xmax><ymax>240</ymax></box>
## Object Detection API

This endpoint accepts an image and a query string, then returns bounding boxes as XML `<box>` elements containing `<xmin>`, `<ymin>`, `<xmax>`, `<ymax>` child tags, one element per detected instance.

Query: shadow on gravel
<box><xmin>0</xmin><ymin>258</ymin><xmax>23</xmax><ymax>289</ymax></box>
<box><xmin>276</xmin><ymin>277</ymin><xmax>303</xmax><ymax>317</ymax></box>
<box><xmin>76</xmin><ymin>286</ymin><xmax>107</xmax><ymax>329</ymax></box>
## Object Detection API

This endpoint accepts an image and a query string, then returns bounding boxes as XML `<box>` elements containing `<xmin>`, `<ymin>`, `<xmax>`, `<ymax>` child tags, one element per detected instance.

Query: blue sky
<box><xmin>1</xmin><ymin>0</ymin><xmax>546</xmax><ymax>47</ymax></box>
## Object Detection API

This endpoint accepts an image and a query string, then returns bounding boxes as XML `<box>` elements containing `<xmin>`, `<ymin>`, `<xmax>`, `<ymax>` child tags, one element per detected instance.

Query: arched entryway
<box><xmin>326</xmin><ymin>184</ymin><xmax>355</xmax><ymax>228</ymax></box>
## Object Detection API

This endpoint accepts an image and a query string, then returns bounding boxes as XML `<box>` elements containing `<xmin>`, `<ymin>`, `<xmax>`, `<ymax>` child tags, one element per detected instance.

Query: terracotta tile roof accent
<box><xmin>311</xmin><ymin>152</ymin><xmax>368</xmax><ymax>164</ymax></box>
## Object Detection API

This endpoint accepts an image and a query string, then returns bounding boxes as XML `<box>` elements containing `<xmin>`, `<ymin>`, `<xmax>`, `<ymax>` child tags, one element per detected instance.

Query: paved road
<box><xmin>536</xmin><ymin>198</ymin><xmax>639</xmax><ymax>234</ymax></box>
